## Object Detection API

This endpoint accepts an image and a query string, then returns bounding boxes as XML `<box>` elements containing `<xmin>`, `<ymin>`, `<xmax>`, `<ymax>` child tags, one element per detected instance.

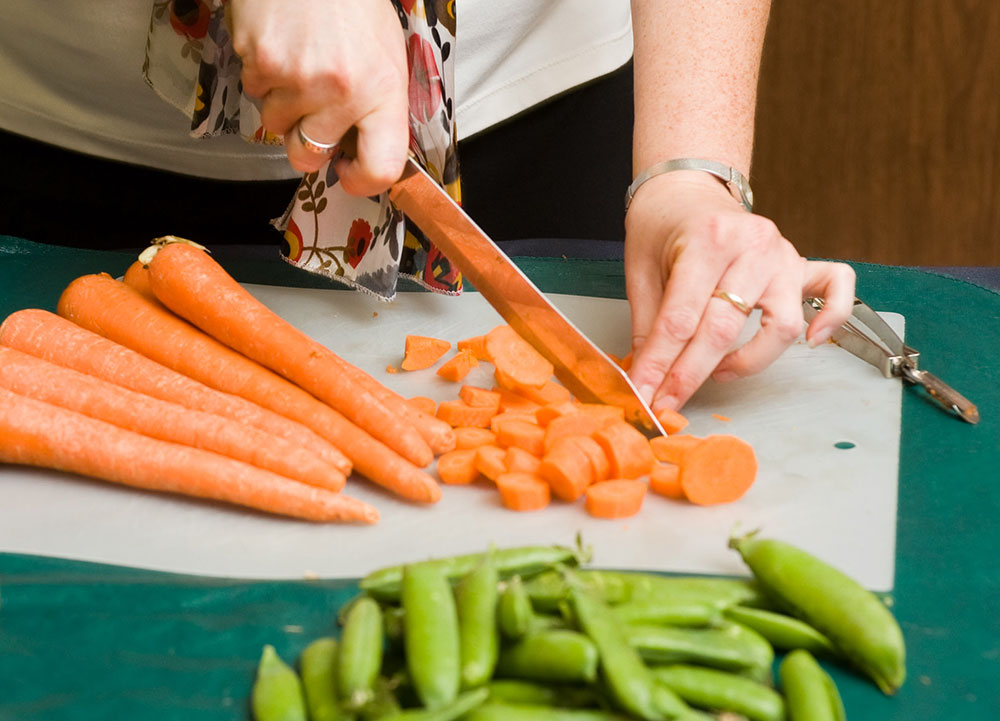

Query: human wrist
<box><xmin>625</xmin><ymin>158</ymin><xmax>754</xmax><ymax>214</ymax></box>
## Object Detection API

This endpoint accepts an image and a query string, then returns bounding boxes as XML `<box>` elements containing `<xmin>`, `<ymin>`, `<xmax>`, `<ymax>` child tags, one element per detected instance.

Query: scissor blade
<box><xmin>389</xmin><ymin>159</ymin><xmax>663</xmax><ymax>434</ymax></box>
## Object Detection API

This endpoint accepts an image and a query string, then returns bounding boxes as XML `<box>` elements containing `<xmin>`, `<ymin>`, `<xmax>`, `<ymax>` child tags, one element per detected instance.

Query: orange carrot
<box><xmin>474</xmin><ymin>444</ymin><xmax>509</xmax><ymax>482</ymax></box>
<box><xmin>0</xmin><ymin>346</ymin><xmax>346</xmax><ymax>492</ymax></box>
<box><xmin>678</xmin><ymin>435</ymin><xmax>757</xmax><ymax>505</ymax></box>
<box><xmin>436</xmin><ymin>350</ymin><xmax>478</xmax><ymax>382</ymax></box>
<box><xmin>618</xmin><ymin>351</ymin><xmax>634</xmax><ymax>371</ymax></box>
<box><xmin>649</xmin><ymin>463</ymin><xmax>684</xmax><ymax>500</ymax></box>
<box><xmin>585</xmin><ymin>479</ymin><xmax>646</xmax><ymax>519</ymax></box>
<box><xmin>0</xmin><ymin>309</ymin><xmax>349</xmax><ymax>474</ymax></box>
<box><xmin>543</xmin><ymin>412</ymin><xmax>606</xmax><ymax>453</ymax></box>
<box><xmin>402</xmin><ymin>335</ymin><xmax>451</xmax><ymax>370</ymax></box>
<box><xmin>649</xmin><ymin>434</ymin><xmax>704</xmax><ymax>465</ymax></box>
<box><xmin>504</xmin><ymin>446</ymin><xmax>542</xmax><ymax>475</ymax></box>
<box><xmin>494</xmin><ymin>388</ymin><xmax>542</xmax><ymax>415</ymax></box>
<box><xmin>514</xmin><ymin>380</ymin><xmax>572</xmax><ymax>407</ymax></box>
<box><xmin>0</xmin><ymin>387</ymin><xmax>377</xmax><ymax>523</ymax></box>
<box><xmin>454</xmin><ymin>426</ymin><xmax>497</xmax><ymax>450</ymax></box>
<box><xmin>436</xmin><ymin>399</ymin><xmax>496</xmax><ymax>429</ymax></box>
<box><xmin>140</xmin><ymin>243</ymin><xmax>435</xmax><ymax>467</ymax></box>
<box><xmin>458</xmin><ymin>385</ymin><xmax>502</xmax><ymax>412</ymax></box>
<box><xmin>386</xmin><ymin>365</ymin><xmax>399</xmax><ymax>374</ymax></box>
<box><xmin>592</xmin><ymin>421</ymin><xmax>656</xmax><ymax>479</ymax></box>
<box><xmin>535</xmin><ymin>401</ymin><xmax>579</xmax><ymax>427</ymax></box>
<box><xmin>122</xmin><ymin>261</ymin><xmax>159</xmax><ymax>304</ymax></box>
<box><xmin>712</xmin><ymin>414</ymin><xmax>731</xmax><ymax>423</ymax></box>
<box><xmin>495</xmin><ymin>472</ymin><xmax>550</xmax><ymax>512</ymax></box>
<box><xmin>538</xmin><ymin>436</ymin><xmax>594</xmax><ymax>502</ymax></box>
<box><xmin>407</xmin><ymin>396</ymin><xmax>438</xmax><ymax>416</ymax></box>
<box><xmin>564</xmin><ymin>435</ymin><xmax>611</xmax><ymax>483</ymax></box>
<box><xmin>485</xmin><ymin>325</ymin><xmax>554</xmax><ymax>388</ymax></box>
<box><xmin>495</xmin><ymin>419</ymin><xmax>546</xmax><ymax>457</ymax></box>
<box><xmin>576</xmin><ymin>403</ymin><xmax>626</xmax><ymax>426</ymax></box>
<box><xmin>457</xmin><ymin>334</ymin><xmax>491</xmax><ymax>361</ymax></box>
<box><xmin>490</xmin><ymin>411</ymin><xmax>539</xmax><ymax>434</ymax></box>
<box><xmin>656</xmin><ymin>407</ymin><xmax>690</xmax><ymax>435</ymax></box>
<box><xmin>435</xmin><ymin>448</ymin><xmax>481</xmax><ymax>485</ymax></box>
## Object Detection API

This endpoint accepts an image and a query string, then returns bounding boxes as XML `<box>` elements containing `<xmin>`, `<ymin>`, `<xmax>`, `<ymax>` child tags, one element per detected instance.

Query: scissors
<box><xmin>803</xmin><ymin>297</ymin><xmax>980</xmax><ymax>424</ymax></box>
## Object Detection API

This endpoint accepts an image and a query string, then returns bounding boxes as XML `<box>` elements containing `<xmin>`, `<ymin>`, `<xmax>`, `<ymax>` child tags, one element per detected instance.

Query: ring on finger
<box><xmin>712</xmin><ymin>289</ymin><xmax>753</xmax><ymax>315</ymax></box>
<box><xmin>296</xmin><ymin>122</ymin><xmax>339</xmax><ymax>155</ymax></box>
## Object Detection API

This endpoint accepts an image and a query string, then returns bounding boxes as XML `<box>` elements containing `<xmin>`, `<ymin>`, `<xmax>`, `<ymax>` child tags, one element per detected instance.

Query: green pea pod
<box><xmin>613</xmin><ymin>599</ymin><xmax>722</xmax><ymax>628</ymax></box>
<box><xmin>456</xmin><ymin>551</ymin><xmax>500</xmax><ymax>688</ymax></box>
<box><xmin>725</xmin><ymin>605</ymin><xmax>837</xmax><ymax>656</ymax></box>
<box><xmin>383</xmin><ymin>604</ymin><xmax>406</xmax><ymax>644</ymax></box>
<box><xmin>361</xmin><ymin>544</ymin><xmax>587</xmax><ymax>601</ymax></box>
<box><xmin>569</xmin><ymin>580</ymin><xmax>666</xmax><ymax>721</ymax></box>
<box><xmin>730</xmin><ymin>533</ymin><xmax>906</xmax><ymax>694</ymax></box>
<box><xmin>496</xmin><ymin>629</ymin><xmax>599</xmax><ymax>684</ymax></box>
<box><xmin>779</xmin><ymin>649</ymin><xmax>846</xmax><ymax>721</ymax></box>
<box><xmin>523</xmin><ymin>569</ymin><xmax>632</xmax><ymax>612</ymax></box>
<box><xmin>652</xmin><ymin>664</ymin><xmax>786</xmax><ymax>721</ymax></box>
<box><xmin>485</xmin><ymin>680</ymin><xmax>599</xmax><ymax>708</ymax></box>
<box><xmin>376</xmin><ymin>686</ymin><xmax>490</xmax><ymax>721</ymax></box>
<box><xmin>402</xmin><ymin>562</ymin><xmax>461</xmax><ymax>709</ymax></box>
<box><xmin>462</xmin><ymin>704</ymin><xmax>631</xmax><ymax>721</ymax></box>
<box><xmin>358</xmin><ymin>676</ymin><xmax>402</xmax><ymax>721</ymax></box>
<box><xmin>251</xmin><ymin>645</ymin><xmax>308</xmax><ymax>721</ymax></box>
<box><xmin>300</xmin><ymin>638</ymin><xmax>352</xmax><ymax>721</ymax></box>
<box><xmin>625</xmin><ymin>622</ymin><xmax>774</xmax><ymax>678</ymax></box>
<box><xmin>498</xmin><ymin>576</ymin><xmax>534</xmax><ymax>639</ymax></box>
<box><xmin>338</xmin><ymin>597</ymin><xmax>384</xmax><ymax>710</ymax></box>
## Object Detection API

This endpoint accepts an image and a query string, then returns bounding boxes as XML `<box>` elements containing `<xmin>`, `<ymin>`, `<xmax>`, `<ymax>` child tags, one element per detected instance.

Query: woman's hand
<box><xmin>229</xmin><ymin>0</ymin><xmax>409</xmax><ymax>196</ymax></box>
<box><xmin>625</xmin><ymin>171</ymin><xmax>856</xmax><ymax>412</ymax></box>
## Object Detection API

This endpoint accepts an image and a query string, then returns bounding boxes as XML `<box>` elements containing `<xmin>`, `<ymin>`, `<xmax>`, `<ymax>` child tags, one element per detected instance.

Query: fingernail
<box><xmin>653</xmin><ymin>394</ymin><xmax>680</xmax><ymax>412</ymax></box>
<box><xmin>713</xmin><ymin>370</ymin><xmax>739</xmax><ymax>383</ymax></box>
<box><xmin>808</xmin><ymin>327</ymin><xmax>833</xmax><ymax>348</ymax></box>
<box><xmin>637</xmin><ymin>384</ymin><xmax>656</xmax><ymax>406</ymax></box>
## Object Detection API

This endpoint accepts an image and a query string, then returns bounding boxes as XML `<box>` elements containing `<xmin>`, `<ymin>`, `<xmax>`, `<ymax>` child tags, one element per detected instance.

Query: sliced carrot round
<box><xmin>436</xmin><ymin>399</ymin><xmax>496</xmax><ymax>429</ymax></box>
<box><xmin>436</xmin><ymin>350</ymin><xmax>478</xmax><ymax>382</ymax></box>
<box><xmin>474</xmin><ymin>444</ymin><xmax>509</xmax><ymax>482</ymax></box>
<box><xmin>454</xmin><ymin>426</ymin><xmax>498</xmax><ymax>450</ymax></box>
<box><xmin>655</xmin><ymin>407</ymin><xmax>690</xmax><ymax>435</ymax></box>
<box><xmin>436</xmin><ymin>448</ymin><xmax>481</xmax><ymax>485</ymax></box>
<box><xmin>539</xmin><ymin>436</ymin><xmax>594</xmax><ymax>502</ymax></box>
<box><xmin>649</xmin><ymin>434</ymin><xmax>704</xmax><ymax>465</ymax></box>
<box><xmin>585</xmin><ymin>479</ymin><xmax>647</xmax><ymax>519</ymax></box>
<box><xmin>496</xmin><ymin>472</ymin><xmax>551</xmax><ymax>511</ymax></box>
<box><xmin>485</xmin><ymin>325</ymin><xmax>554</xmax><ymax>388</ymax></box>
<box><xmin>649</xmin><ymin>463</ymin><xmax>684</xmax><ymax>500</ymax></box>
<box><xmin>678</xmin><ymin>434</ymin><xmax>758</xmax><ymax>505</ymax></box>
<box><xmin>593</xmin><ymin>421</ymin><xmax>656</xmax><ymax>479</ymax></box>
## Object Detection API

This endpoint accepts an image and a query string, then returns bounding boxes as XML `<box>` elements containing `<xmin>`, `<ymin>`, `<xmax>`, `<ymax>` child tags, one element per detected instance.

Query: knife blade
<box><xmin>389</xmin><ymin>157</ymin><xmax>665</xmax><ymax>434</ymax></box>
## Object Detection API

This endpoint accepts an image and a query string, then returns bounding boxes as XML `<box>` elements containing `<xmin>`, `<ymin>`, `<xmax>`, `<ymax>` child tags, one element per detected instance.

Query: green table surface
<box><xmin>1</xmin><ymin>236</ymin><xmax>998</xmax><ymax>720</ymax></box>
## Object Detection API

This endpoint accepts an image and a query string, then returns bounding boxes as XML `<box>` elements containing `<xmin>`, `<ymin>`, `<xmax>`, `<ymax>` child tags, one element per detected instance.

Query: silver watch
<box><xmin>625</xmin><ymin>158</ymin><xmax>754</xmax><ymax>212</ymax></box>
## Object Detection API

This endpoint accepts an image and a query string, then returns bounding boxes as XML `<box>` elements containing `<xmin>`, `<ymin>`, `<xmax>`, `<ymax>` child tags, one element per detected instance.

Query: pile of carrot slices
<box><xmin>400</xmin><ymin>325</ymin><xmax>759</xmax><ymax>519</ymax></box>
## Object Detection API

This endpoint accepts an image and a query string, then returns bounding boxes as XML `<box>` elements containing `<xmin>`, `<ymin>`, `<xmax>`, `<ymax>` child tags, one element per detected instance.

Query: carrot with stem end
<box><xmin>0</xmin><ymin>346</ymin><xmax>346</xmax><ymax>492</ymax></box>
<box><xmin>122</xmin><ymin>261</ymin><xmax>159</xmax><ymax>304</ymax></box>
<box><xmin>0</xmin><ymin>387</ymin><xmax>378</xmax><ymax>523</ymax></box>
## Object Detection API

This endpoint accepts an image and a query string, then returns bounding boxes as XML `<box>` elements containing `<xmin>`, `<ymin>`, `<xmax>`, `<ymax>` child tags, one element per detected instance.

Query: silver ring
<box><xmin>296</xmin><ymin>122</ymin><xmax>338</xmax><ymax>155</ymax></box>
<box><xmin>712</xmin><ymin>289</ymin><xmax>753</xmax><ymax>315</ymax></box>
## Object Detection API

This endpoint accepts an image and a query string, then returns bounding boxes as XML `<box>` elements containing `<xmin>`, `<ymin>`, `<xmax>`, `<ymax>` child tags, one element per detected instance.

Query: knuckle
<box><xmin>770</xmin><ymin>313</ymin><xmax>805</xmax><ymax>342</ymax></box>
<box><xmin>660</xmin><ymin>307</ymin><xmax>700</xmax><ymax>342</ymax></box>
<box><xmin>704</xmin><ymin>312</ymin><xmax>744</xmax><ymax>349</ymax></box>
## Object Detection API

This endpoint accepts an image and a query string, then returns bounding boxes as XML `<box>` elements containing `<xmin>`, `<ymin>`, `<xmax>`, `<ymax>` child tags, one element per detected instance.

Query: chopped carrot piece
<box><xmin>490</xmin><ymin>412</ymin><xmax>539</xmax><ymax>434</ymax></box>
<box><xmin>656</xmin><ymin>407</ymin><xmax>690</xmax><ymax>434</ymax></box>
<box><xmin>436</xmin><ymin>350</ymin><xmax>478</xmax><ymax>382</ymax></box>
<box><xmin>543</xmin><ymin>412</ymin><xmax>606</xmax><ymax>453</ymax></box>
<box><xmin>539</xmin><ymin>436</ymin><xmax>594</xmax><ymax>502</ymax></box>
<box><xmin>535</xmin><ymin>401</ymin><xmax>580</xmax><ymax>427</ymax></box>
<box><xmin>496</xmin><ymin>472</ymin><xmax>551</xmax><ymax>511</ymax></box>
<box><xmin>386</xmin><ymin>365</ymin><xmax>398</xmax><ymax>374</ymax></box>
<box><xmin>515</xmin><ymin>380</ymin><xmax>572</xmax><ymax>407</ymax></box>
<box><xmin>457</xmin><ymin>334</ymin><xmax>491</xmax><ymax>361</ymax></box>
<box><xmin>459</xmin><ymin>385</ymin><xmax>502</xmax><ymax>411</ymax></box>
<box><xmin>585</xmin><ymin>479</ymin><xmax>647</xmax><ymax>519</ymax></box>
<box><xmin>592</xmin><ymin>422</ymin><xmax>656</xmax><ymax>479</ymax></box>
<box><xmin>564</xmin><ymin>435</ymin><xmax>611</xmax><ymax>482</ymax></box>
<box><xmin>495</xmin><ymin>419</ymin><xmax>546</xmax><ymax>457</ymax></box>
<box><xmin>712</xmin><ymin>413</ymin><xmax>731</xmax><ymax>423</ymax></box>
<box><xmin>679</xmin><ymin>435</ymin><xmax>757</xmax><ymax>505</ymax></box>
<box><xmin>649</xmin><ymin>463</ymin><xmax>684</xmax><ymax>500</ymax></box>
<box><xmin>436</xmin><ymin>399</ymin><xmax>496</xmax><ymax>428</ymax></box>
<box><xmin>436</xmin><ymin>448</ymin><xmax>481</xmax><ymax>485</ymax></box>
<box><xmin>494</xmin><ymin>388</ymin><xmax>542</xmax><ymax>414</ymax></box>
<box><xmin>454</xmin><ymin>426</ymin><xmax>497</xmax><ymax>450</ymax></box>
<box><xmin>401</xmin><ymin>335</ymin><xmax>451</xmax><ymax>370</ymax></box>
<box><xmin>406</xmin><ymin>396</ymin><xmax>437</xmax><ymax>416</ymax></box>
<box><xmin>649</xmin><ymin>434</ymin><xmax>704</xmax><ymax>465</ymax></box>
<box><xmin>576</xmin><ymin>403</ymin><xmax>626</xmax><ymax>426</ymax></box>
<box><xmin>485</xmin><ymin>325</ymin><xmax>554</xmax><ymax>388</ymax></box>
<box><xmin>505</xmin><ymin>446</ymin><xmax>542</xmax><ymax>475</ymax></box>
<box><xmin>474</xmin><ymin>444</ymin><xmax>509</xmax><ymax>482</ymax></box>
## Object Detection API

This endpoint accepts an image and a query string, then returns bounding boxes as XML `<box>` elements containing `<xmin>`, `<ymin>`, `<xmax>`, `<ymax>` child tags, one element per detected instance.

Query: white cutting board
<box><xmin>0</xmin><ymin>286</ymin><xmax>902</xmax><ymax>591</ymax></box>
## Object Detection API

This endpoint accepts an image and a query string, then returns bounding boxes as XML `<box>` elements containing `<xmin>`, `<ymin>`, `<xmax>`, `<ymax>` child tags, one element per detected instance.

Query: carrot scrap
<box><xmin>485</xmin><ymin>325</ymin><xmax>554</xmax><ymax>388</ymax></box>
<box><xmin>406</xmin><ymin>396</ymin><xmax>438</xmax><ymax>416</ymax></box>
<box><xmin>386</xmin><ymin>365</ymin><xmax>398</xmax><ymax>374</ymax></box>
<box><xmin>656</xmin><ymin>407</ymin><xmax>690</xmax><ymax>435</ymax></box>
<box><xmin>584</xmin><ymin>479</ymin><xmax>647</xmax><ymax>519</ymax></box>
<box><xmin>678</xmin><ymin>434</ymin><xmax>757</xmax><ymax>505</ymax></box>
<box><xmin>712</xmin><ymin>413</ymin><xmax>731</xmax><ymax>423</ymax></box>
<box><xmin>538</xmin><ymin>436</ymin><xmax>594</xmax><ymax>502</ymax></box>
<box><xmin>504</xmin><ymin>446</ymin><xmax>542</xmax><ymax>475</ymax></box>
<box><xmin>649</xmin><ymin>463</ymin><xmax>684</xmax><ymax>500</ymax></box>
<box><xmin>649</xmin><ymin>434</ymin><xmax>704</xmax><ymax>465</ymax></box>
<box><xmin>401</xmin><ymin>335</ymin><xmax>452</xmax><ymax>371</ymax></box>
<box><xmin>457</xmin><ymin>334</ymin><xmax>491</xmax><ymax>361</ymax></box>
<box><xmin>495</xmin><ymin>419</ymin><xmax>546</xmax><ymax>457</ymax></box>
<box><xmin>458</xmin><ymin>385</ymin><xmax>502</xmax><ymax>412</ymax></box>
<box><xmin>436</xmin><ymin>350</ymin><xmax>478</xmax><ymax>382</ymax></box>
<box><xmin>592</xmin><ymin>421</ymin><xmax>656</xmax><ymax>479</ymax></box>
<box><xmin>436</xmin><ymin>399</ymin><xmax>496</xmax><ymax>429</ymax></box>
<box><xmin>454</xmin><ymin>426</ymin><xmax>497</xmax><ymax>450</ymax></box>
<box><xmin>435</xmin><ymin>448</ymin><xmax>481</xmax><ymax>485</ymax></box>
<box><xmin>495</xmin><ymin>472</ymin><xmax>551</xmax><ymax>512</ymax></box>
<box><xmin>474</xmin><ymin>444</ymin><xmax>509</xmax><ymax>482</ymax></box>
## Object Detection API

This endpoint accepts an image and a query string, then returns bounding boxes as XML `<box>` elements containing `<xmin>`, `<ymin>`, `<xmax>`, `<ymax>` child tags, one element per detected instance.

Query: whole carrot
<box><xmin>141</xmin><ymin>242</ymin><xmax>434</xmax><ymax>467</ymax></box>
<box><xmin>56</xmin><ymin>277</ymin><xmax>440</xmax><ymax>504</ymax></box>
<box><xmin>122</xmin><ymin>261</ymin><xmax>158</xmax><ymax>303</ymax></box>
<box><xmin>0</xmin><ymin>309</ymin><xmax>351</xmax><ymax>475</ymax></box>
<box><xmin>0</xmin><ymin>346</ymin><xmax>346</xmax><ymax>492</ymax></box>
<box><xmin>0</xmin><ymin>387</ymin><xmax>378</xmax><ymax>523</ymax></box>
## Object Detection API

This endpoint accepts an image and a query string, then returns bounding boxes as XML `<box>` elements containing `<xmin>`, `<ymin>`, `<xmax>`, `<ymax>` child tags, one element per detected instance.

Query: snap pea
<box><xmin>462</xmin><ymin>704</ymin><xmax>631</xmax><ymax>721</ymax></box>
<box><xmin>496</xmin><ymin>629</ymin><xmax>600</xmax><ymax>684</ymax></box>
<box><xmin>625</xmin><ymin>622</ymin><xmax>774</xmax><ymax>679</ymax></box>
<box><xmin>779</xmin><ymin>649</ymin><xmax>846</xmax><ymax>721</ymax></box>
<box><xmin>731</xmin><ymin>533</ymin><xmax>906</xmax><ymax>694</ymax></box>
<box><xmin>652</xmin><ymin>665</ymin><xmax>786</xmax><ymax>721</ymax></box>
<box><xmin>300</xmin><ymin>637</ymin><xmax>352</xmax><ymax>721</ymax></box>
<box><xmin>358</xmin><ymin>676</ymin><xmax>402</xmax><ymax>720</ymax></box>
<box><xmin>383</xmin><ymin>604</ymin><xmax>406</xmax><ymax>643</ymax></box>
<box><xmin>251</xmin><ymin>645</ymin><xmax>307</xmax><ymax>721</ymax></box>
<box><xmin>456</xmin><ymin>551</ymin><xmax>500</xmax><ymax>688</ymax></box>
<box><xmin>402</xmin><ymin>562</ymin><xmax>461</xmax><ymax>709</ymax></box>
<box><xmin>361</xmin><ymin>544</ymin><xmax>586</xmax><ymax>601</ymax></box>
<box><xmin>613</xmin><ymin>599</ymin><xmax>722</xmax><ymax>628</ymax></box>
<box><xmin>725</xmin><ymin>605</ymin><xmax>837</xmax><ymax>656</ymax></box>
<box><xmin>338</xmin><ymin>596</ymin><xmax>384</xmax><ymax>709</ymax></box>
<box><xmin>498</xmin><ymin>575</ymin><xmax>534</xmax><ymax>640</ymax></box>
<box><xmin>377</xmin><ymin>686</ymin><xmax>490</xmax><ymax>721</ymax></box>
<box><xmin>485</xmin><ymin>679</ymin><xmax>599</xmax><ymax>708</ymax></box>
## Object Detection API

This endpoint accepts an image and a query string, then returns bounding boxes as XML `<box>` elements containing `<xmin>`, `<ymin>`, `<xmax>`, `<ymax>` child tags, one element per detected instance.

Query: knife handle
<box><xmin>900</xmin><ymin>365</ymin><xmax>980</xmax><ymax>424</ymax></box>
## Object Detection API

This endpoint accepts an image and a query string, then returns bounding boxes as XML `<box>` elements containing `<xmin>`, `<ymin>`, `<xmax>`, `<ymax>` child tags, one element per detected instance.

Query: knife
<box><xmin>388</xmin><ymin>157</ymin><xmax>666</xmax><ymax>435</ymax></box>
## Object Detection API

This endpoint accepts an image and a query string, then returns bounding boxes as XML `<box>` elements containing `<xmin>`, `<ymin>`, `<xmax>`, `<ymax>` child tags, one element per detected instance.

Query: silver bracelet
<box><xmin>624</xmin><ymin>158</ymin><xmax>754</xmax><ymax>213</ymax></box>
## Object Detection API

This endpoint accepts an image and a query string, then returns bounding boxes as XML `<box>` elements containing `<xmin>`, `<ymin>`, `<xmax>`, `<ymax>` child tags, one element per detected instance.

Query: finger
<box><xmin>624</xmin><ymin>244</ymin><xmax>665</xmax><ymax>357</ymax></box>
<box><xmin>802</xmin><ymin>261</ymin><xmax>857</xmax><ymax>346</ymax></box>
<box><xmin>334</xmin><ymin>97</ymin><xmax>409</xmax><ymax>197</ymax></box>
<box><xmin>284</xmin><ymin>115</ymin><xmax>351</xmax><ymax>174</ymax></box>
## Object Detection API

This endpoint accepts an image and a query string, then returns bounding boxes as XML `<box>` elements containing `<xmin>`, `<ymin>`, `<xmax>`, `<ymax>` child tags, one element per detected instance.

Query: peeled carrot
<box><xmin>678</xmin><ymin>434</ymin><xmax>757</xmax><ymax>505</ymax></box>
<box><xmin>514</xmin><ymin>380</ymin><xmax>572</xmax><ymax>407</ymax></box>
<box><xmin>474</xmin><ymin>444</ymin><xmax>508</xmax><ymax>482</ymax></box>
<box><xmin>504</xmin><ymin>446</ymin><xmax>542</xmax><ymax>475</ymax></box>
<box><xmin>490</xmin><ymin>412</ymin><xmax>539</xmax><ymax>434</ymax></box>
<box><xmin>649</xmin><ymin>463</ymin><xmax>684</xmax><ymax>500</ymax></box>
<box><xmin>436</xmin><ymin>399</ymin><xmax>496</xmax><ymax>429</ymax></box>
<box><xmin>494</xmin><ymin>388</ymin><xmax>542</xmax><ymax>415</ymax></box>
<box><xmin>495</xmin><ymin>472</ymin><xmax>550</xmax><ymax>512</ymax></box>
<box><xmin>649</xmin><ymin>434</ymin><xmax>704</xmax><ymax>465</ymax></box>
<box><xmin>564</xmin><ymin>435</ymin><xmax>611</xmax><ymax>483</ymax></box>
<box><xmin>141</xmin><ymin>242</ymin><xmax>435</xmax><ymax>467</ymax></box>
<box><xmin>0</xmin><ymin>387</ymin><xmax>378</xmax><ymax>523</ymax></box>
<box><xmin>0</xmin><ymin>309</ymin><xmax>349</xmax><ymax>474</ymax></box>
<box><xmin>0</xmin><ymin>346</ymin><xmax>346</xmax><ymax>492</ymax></box>
<box><xmin>535</xmin><ymin>401</ymin><xmax>579</xmax><ymax>427</ymax></box>
<box><xmin>458</xmin><ymin>385</ymin><xmax>502</xmax><ymax>412</ymax></box>
<box><xmin>485</xmin><ymin>325</ymin><xmax>554</xmax><ymax>388</ymax></box>
<box><xmin>585</xmin><ymin>479</ymin><xmax>647</xmax><ymax>519</ymax></box>
<box><xmin>539</xmin><ymin>436</ymin><xmax>594</xmax><ymax>502</ymax></box>
<box><xmin>454</xmin><ymin>426</ymin><xmax>497</xmax><ymax>450</ymax></box>
<box><xmin>436</xmin><ymin>350</ymin><xmax>478</xmax><ymax>382</ymax></box>
<box><xmin>495</xmin><ymin>419</ymin><xmax>546</xmax><ymax>457</ymax></box>
<box><xmin>656</xmin><ymin>407</ymin><xmax>690</xmax><ymax>435</ymax></box>
<box><xmin>576</xmin><ymin>403</ymin><xmax>626</xmax><ymax>426</ymax></box>
<box><xmin>435</xmin><ymin>449</ymin><xmax>481</xmax><ymax>485</ymax></box>
<box><xmin>592</xmin><ymin>421</ymin><xmax>656</xmax><ymax>479</ymax></box>
<box><xmin>406</xmin><ymin>396</ymin><xmax>438</xmax><ymax>416</ymax></box>
<box><xmin>402</xmin><ymin>335</ymin><xmax>451</xmax><ymax>371</ymax></box>
<box><xmin>122</xmin><ymin>261</ymin><xmax>159</xmax><ymax>304</ymax></box>
<box><xmin>543</xmin><ymin>412</ymin><xmax>606</xmax><ymax>453</ymax></box>
<box><xmin>457</xmin><ymin>334</ymin><xmax>491</xmax><ymax>361</ymax></box>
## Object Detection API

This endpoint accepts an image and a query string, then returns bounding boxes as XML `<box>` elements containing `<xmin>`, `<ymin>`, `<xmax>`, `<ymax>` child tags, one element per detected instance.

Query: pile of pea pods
<box><xmin>250</xmin><ymin>533</ymin><xmax>906</xmax><ymax>721</ymax></box>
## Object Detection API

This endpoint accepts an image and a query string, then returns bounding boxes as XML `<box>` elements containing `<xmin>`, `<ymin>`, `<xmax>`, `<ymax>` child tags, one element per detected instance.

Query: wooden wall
<box><xmin>752</xmin><ymin>0</ymin><xmax>1000</xmax><ymax>265</ymax></box>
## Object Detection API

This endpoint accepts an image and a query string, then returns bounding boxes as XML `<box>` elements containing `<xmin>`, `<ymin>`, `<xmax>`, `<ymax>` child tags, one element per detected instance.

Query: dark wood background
<box><xmin>752</xmin><ymin>0</ymin><xmax>1000</xmax><ymax>265</ymax></box>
